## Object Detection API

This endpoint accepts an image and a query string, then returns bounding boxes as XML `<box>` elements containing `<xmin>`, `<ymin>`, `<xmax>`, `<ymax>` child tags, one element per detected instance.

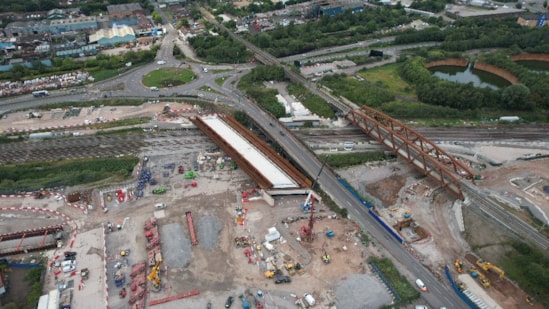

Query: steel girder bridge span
<box><xmin>345</xmin><ymin>105</ymin><xmax>475</xmax><ymax>200</ymax></box>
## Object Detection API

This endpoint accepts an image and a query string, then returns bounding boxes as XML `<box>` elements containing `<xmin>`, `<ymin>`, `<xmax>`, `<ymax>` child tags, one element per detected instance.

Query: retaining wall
<box><xmin>510</xmin><ymin>53</ymin><xmax>549</xmax><ymax>62</ymax></box>
<box><xmin>424</xmin><ymin>58</ymin><xmax>469</xmax><ymax>68</ymax></box>
<box><xmin>473</xmin><ymin>62</ymin><xmax>519</xmax><ymax>84</ymax></box>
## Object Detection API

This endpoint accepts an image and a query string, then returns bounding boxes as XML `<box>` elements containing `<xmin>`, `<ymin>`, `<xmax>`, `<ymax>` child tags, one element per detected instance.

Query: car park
<box><xmin>225</xmin><ymin>296</ymin><xmax>233</xmax><ymax>308</ymax></box>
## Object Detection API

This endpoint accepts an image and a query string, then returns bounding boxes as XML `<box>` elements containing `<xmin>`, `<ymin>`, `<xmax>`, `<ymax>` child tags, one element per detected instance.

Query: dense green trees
<box><xmin>188</xmin><ymin>30</ymin><xmax>251</xmax><ymax>64</ymax></box>
<box><xmin>246</xmin><ymin>7</ymin><xmax>414</xmax><ymax>57</ymax></box>
<box><xmin>238</xmin><ymin>66</ymin><xmax>287</xmax><ymax>118</ymax></box>
<box><xmin>321</xmin><ymin>74</ymin><xmax>395</xmax><ymax>108</ymax></box>
<box><xmin>503</xmin><ymin>241</ymin><xmax>549</xmax><ymax>307</ymax></box>
<box><xmin>395</xmin><ymin>17</ymin><xmax>549</xmax><ymax>53</ymax></box>
<box><xmin>0</xmin><ymin>157</ymin><xmax>139</xmax><ymax>194</ymax></box>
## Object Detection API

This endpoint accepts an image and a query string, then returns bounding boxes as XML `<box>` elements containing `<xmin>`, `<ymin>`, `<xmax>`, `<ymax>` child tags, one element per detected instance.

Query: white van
<box><xmin>63</xmin><ymin>265</ymin><xmax>76</xmax><ymax>273</ymax></box>
<box><xmin>303</xmin><ymin>293</ymin><xmax>315</xmax><ymax>306</ymax></box>
<box><xmin>155</xmin><ymin>203</ymin><xmax>167</xmax><ymax>210</ymax></box>
<box><xmin>61</xmin><ymin>260</ymin><xmax>76</xmax><ymax>267</ymax></box>
<box><xmin>415</xmin><ymin>278</ymin><xmax>427</xmax><ymax>292</ymax></box>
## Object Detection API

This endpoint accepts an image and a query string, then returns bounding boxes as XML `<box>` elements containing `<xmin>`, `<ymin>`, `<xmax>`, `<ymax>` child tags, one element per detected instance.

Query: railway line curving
<box><xmin>462</xmin><ymin>182</ymin><xmax>549</xmax><ymax>251</ymax></box>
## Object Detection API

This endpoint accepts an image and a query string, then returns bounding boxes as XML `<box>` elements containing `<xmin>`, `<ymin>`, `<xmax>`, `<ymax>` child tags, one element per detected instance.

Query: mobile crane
<box><xmin>300</xmin><ymin>156</ymin><xmax>329</xmax><ymax>242</ymax></box>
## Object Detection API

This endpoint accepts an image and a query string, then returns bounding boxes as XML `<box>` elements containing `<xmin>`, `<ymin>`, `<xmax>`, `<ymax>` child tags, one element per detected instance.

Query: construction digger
<box><xmin>285</xmin><ymin>262</ymin><xmax>297</xmax><ymax>276</ymax></box>
<box><xmin>470</xmin><ymin>268</ymin><xmax>490</xmax><ymax>288</ymax></box>
<box><xmin>147</xmin><ymin>260</ymin><xmax>162</xmax><ymax>291</ymax></box>
<box><xmin>476</xmin><ymin>259</ymin><xmax>504</xmax><ymax>279</ymax></box>
<box><xmin>454</xmin><ymin>259</ymin><xmax>463</xmax><ymax>273</ymax></box>
<box><xmin>322</xmin><ymin>249</ymin><xmax>331</xmax><ymax>264</ymax></box>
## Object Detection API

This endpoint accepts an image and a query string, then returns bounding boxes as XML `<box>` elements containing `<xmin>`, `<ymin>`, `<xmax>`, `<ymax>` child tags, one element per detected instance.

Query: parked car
<box><xmin>154</xmin><ymin>203</ymin><xmax>167</xmax><ymax>210</ymax></box>
<box><xmin>225</xmin><ymin>296</ymin><xmax>234</xmax><ymax>308</ymax></box>
<box><xmin>61</xmin><ymin>260</ymin><xmax>76</xmax><ymax>267</ymax></box>
<box><xmin>157</xmin><ymin>60</ymin><xmax>166</xmax><ymax>65</ymax></box>
<box><xmin>64</xmin><ymin>251</ymin><xmax>77</xmax><ymax>258</ymax></box>
<box><xmin>274</xmin><ymin>275</ymin><xmax>291</xmax><ymax>284</ymax></box>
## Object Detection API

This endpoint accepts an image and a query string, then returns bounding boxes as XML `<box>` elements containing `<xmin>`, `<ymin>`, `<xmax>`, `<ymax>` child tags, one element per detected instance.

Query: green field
<box><xmin>357</xmin><ymin>63</ymin><xmax>416</xmax><ymax>98</ymax></box>
<box><xmin>143</xmin><ymin>68</ymin><xmax>196</xmax><ymax>88</ymax></box>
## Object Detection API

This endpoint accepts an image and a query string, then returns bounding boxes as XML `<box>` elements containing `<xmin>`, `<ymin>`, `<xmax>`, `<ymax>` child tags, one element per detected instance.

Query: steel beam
<box><xmin>191</xmin><ymin>115</ymin><xmax>272</xmax><ymax>188</ymax></box>
<box><xmin>346</xmin><ymin>106</ymin><xmax>475</xmax><ymax>200</ymax></box>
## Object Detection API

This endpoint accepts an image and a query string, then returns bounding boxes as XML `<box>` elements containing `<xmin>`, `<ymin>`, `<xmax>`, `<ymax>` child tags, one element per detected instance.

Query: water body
<box><xmin>515</xmin><ymin>60</ymin><xmax>549</xmax><ymax>74</ymax></box>
<box><xmin>429</xmin><ymin>65</ymin><xmax>511</xmax><ymax>90</ymax></box>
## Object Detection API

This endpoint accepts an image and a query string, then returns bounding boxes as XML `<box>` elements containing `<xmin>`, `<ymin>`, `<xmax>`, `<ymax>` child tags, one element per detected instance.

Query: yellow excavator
<box><xmin>476</xmin><ymin>259</ymin><xmax>504</xmax><ymax>279</ymax></box>
<box><xmin>147</xmin><ymin>259</ymin><xmax>162</xmax><ymax>290</ymax></box>
<box><xmin>322</xmin><ymin>249</ymin><xmax>330</xmax><ymax>264</ymax></box>
<box><xmin>454</xmin><ymin>259</ymin><xmax>463</xmax><ymax>273</ymax></box>
<box><xmin>471</xmin><ymin>267</ymin><xmax>490</xmax><ymax>288</ymax></box>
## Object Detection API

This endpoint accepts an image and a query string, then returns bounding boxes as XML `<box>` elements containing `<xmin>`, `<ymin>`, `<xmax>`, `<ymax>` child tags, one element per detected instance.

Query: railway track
<box><xmin>294</xmin><ymin>125</ymin><xmax>549</xmax><ymax>143</ymax></box>
<box><xmin>462</xmin><ymin>182</ymin><xmax>549</xmax><ymax>251</ymax></box>
<box><xmin>0</xmin><ymin>130</ymin><xmax>211</xmax><ymax>163</ymax></box>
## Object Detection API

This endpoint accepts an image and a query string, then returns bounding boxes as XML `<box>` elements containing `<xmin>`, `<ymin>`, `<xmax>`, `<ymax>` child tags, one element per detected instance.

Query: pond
<box><xmin>515</xmin><ymin>60</ymin><xmax>549</xmax><ymax>74</ymax></box>
<box><xmin>429</xmin><ymin>65</ymin><xmax>511</xmax><ymax>90</ymax></box>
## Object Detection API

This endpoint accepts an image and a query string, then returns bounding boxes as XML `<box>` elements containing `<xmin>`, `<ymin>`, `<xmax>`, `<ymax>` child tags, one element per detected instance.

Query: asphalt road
<box><xmin>3</xmin><ymin>15</ymin><xmax>542</xmax><ymax>308</ymax></box>
<box><xmin>235</xmin><ymin>92</ymin><xmax>463</xmax><ymax>308</ymax></box>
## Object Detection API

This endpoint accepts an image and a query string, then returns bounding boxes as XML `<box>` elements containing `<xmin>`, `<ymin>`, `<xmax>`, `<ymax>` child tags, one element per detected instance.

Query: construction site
<box><xmin>0</xmin><ymin>105</ymin><xmax>393</xmax><ymax>309</ymax></box>
<box><xmin>1</xmin><ymin>100</ymin><xmax>548</xmax><ymax>309</ymax></box>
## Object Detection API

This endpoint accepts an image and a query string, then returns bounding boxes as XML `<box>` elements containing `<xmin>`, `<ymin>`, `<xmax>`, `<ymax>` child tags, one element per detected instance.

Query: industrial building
<box><xmin>49</xmin><ymin>16</ymin><xmax>98</xmax><ymax>34</ymax></box>
<box><xmin>89</xmin><ymin>25</ymin><xmax>136</xmax><ymax>47</ymax></box>
<box><xmin>107</xmin><ymin>3</ymin><xmax>145</xmax><ymax>26</ymax></box>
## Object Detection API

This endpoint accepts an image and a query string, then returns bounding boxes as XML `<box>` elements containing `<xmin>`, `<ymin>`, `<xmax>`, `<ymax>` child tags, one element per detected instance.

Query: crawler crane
<box><xmin>300</xmin><ymin>156</ymin><xmax>329</xmax><ymax>242</ymax></box>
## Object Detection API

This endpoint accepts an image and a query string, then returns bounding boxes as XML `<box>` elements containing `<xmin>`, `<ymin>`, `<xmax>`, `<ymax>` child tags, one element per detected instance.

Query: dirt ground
<box><xmin>0</xmin><ymin>100</ymin><xmax>194</xmax><ymax>134</ymax></box>
<box><xmin>338</xmin><ymin>148</ymin><xmax>549</xmax><ymax>309</ymax></box>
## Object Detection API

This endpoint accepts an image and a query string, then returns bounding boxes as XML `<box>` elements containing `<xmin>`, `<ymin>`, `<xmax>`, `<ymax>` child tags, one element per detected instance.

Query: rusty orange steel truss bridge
<box><xmin>345</xmin><ymin>105</ymin><xmax>475</xmax><ymax>200</ymax></box>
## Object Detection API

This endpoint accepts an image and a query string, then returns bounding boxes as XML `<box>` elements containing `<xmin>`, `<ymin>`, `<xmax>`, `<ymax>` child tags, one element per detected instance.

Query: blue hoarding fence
<box><xmin>338</xmin><ymin>177</ymin><xmax>404</xmax><ymax>244</ymax></box>
<box><xmin>444</xmin><ymin>266</ymin><xmax>477</xmax><ymax>309</ymax></box>
<box><xmin>337</xmin><ymin>177</ymin><xmax>372</xmax><ymax>208</ymax></box>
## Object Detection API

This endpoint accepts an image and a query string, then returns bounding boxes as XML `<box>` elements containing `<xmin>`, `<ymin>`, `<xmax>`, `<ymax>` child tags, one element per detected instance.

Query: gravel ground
<box><xmin>196</xmin><ymin>215</ymin><xmax>221</xmax><ymax>249</ymax></box>
<box><xmin>333</xmin><ymin>274</ymin><xmax>392</xmax><ymax>309</ymax></box>
<box><xmin>160</xmin><ymin>222</ymin><xmax>191</xmax><ymax>268</ymax></box>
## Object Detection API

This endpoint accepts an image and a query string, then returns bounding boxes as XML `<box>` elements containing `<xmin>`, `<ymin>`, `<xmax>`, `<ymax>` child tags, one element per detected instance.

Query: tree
<box><xmin>152</xmin><ymin>11</ymin><xmax>163</xmax><ymax>24</ymax></box>
<box><xmin>543</xmin><ymin>0</ymin><xmax>547</xmax><ymax>8</ymax></box>
<box><xmin>179</xmin><ymin>18</ymin><xmax>190</xmax><ymax>28</ymax></box>
<box><xmin>501</xmin><ymin>84</ymin><xmax>533</xmax><ymax>110</ymax></box>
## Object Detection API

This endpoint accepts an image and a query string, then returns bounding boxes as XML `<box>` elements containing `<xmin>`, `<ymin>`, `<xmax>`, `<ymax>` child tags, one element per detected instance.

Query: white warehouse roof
<box><xmin>200</xmin><ymin>115</ymin><xmax>299</xmax><ymax>189</ymax></box>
